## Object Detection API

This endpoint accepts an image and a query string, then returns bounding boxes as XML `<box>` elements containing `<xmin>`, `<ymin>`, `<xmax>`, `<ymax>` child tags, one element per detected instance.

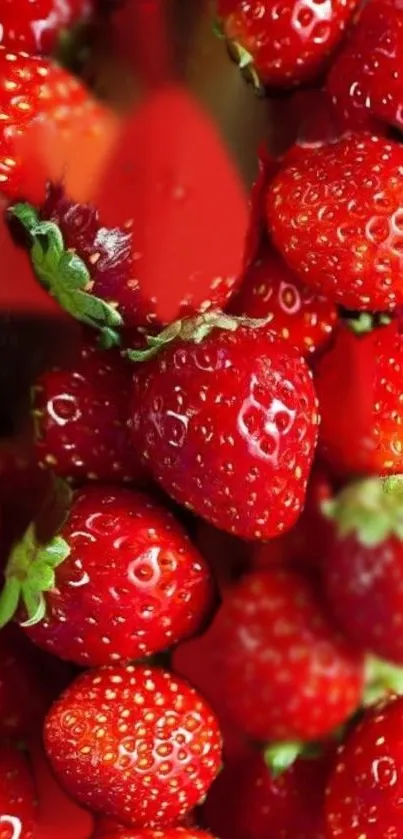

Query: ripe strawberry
<box><xmin>0</xmin><ymin>626</ymin><xmax>48</xmax><ymax>737</ymax></box>
<box><xmin>229</xmin><ymin>243</ymin><xmax>337</xmax><ymax>356</ymax></box>
<box><xmin>44</xmin><ymin>664</ymin><xmax>222</xmax><ymax>827</ymax></box>
<box><xmin>266</xmin><ymin>133</ymin><xmax>403</xmax><ymax>311</ymax></box>
<box><xmin>0</xmin><ymin>0</ymin><xmax>93</xmax><ymax>56</ymax></box>
<box><xmin>204</xmin><ymin>569</ymin><xmax>364</xmax><ymax>742</ymax></box>
<box><xmin>32</xmin><ymin>334</ymin><xmax>148</xmax><ymax>484</ymax></box>
<box><xmin>328</xmin><ymin>0</ymin><xmax>403</xmax><ymax>133</ymax></box>
<box><xmin>0</xmin><ymin>744</ymin><xmax>37</xmax><ymax>839</ymax></box>
<box><xmin>130</xmin><ymin>317</ymin><xmax>319</xmax><ymax>541</ymax></box>
<box><xmin>314</xmin><ymin>321</ymin><xmax>403</xmax><ymax>477</ymax></box>
<box><xmin>217</xmin><ymin>0</ymin><xmax>359</xmax><ymax>88</ymax></box>
<box><xmin>0</xmin><ymin>484</ymin><xmax>214</xmax><ymax>666</ymax></box>
<box><xmin>326</xmin><ymin>694</ymin><xmax>403</xmax><ymax>838</ymax></box>
<box><xmin>0</xmin><ymin>47</ymin><xmax>113</xmax><ymax>201</ymax></box>
<box><xmin>95</xmin><ymin>829</ymin><xmax>213</xmax><ymax>839</ymax></box>
<box><xmin>203</xmin><ymin>749</ymin><xmax>334</xmax><ymax>839</ymax></box>
<box><xmin>322</xmin><ymin>476</ymin><xmax>403</xmax><ymax>665</ymax></box>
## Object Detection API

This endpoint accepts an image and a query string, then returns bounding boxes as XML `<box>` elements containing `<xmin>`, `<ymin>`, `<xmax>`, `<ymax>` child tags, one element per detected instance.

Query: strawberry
<box><xmin>203</xmin><ymin>569</ymin><xmax>364</xmax><ymax>742</ymax></box>
<box><xmin>0</xmin><ymin>47</ymin><xmax>113</xmax><ymax>201</ymax></box>
<box><xmin>130</xmin><ymin>316</ymin><xmax>319</xmax><ymax>541</ymax></box>
<box><xmin>0</xmin><ymin>744</ymin><xmax>37</xmax><ymax>839</ymax></box>
<box><xmin>203</xmin><ymin>748</ymin><xmax>334</xmax><ymax>839</ymax></box>
<box><xmin>95</xmin><ymin>829</ymin><xmax>213</xmax><ymax>839</ymax></box>
<box><xmin>216</xmin><ymin>0</ymin><xmax>359</xmax><ymax>88</ymax></box>
<box><xmin>322</xmin><ymin>476</ymin><xmax>403</xmax><ymax>665</ymax></box>
<box><xmin>0</xmin><ymin>484</ymin><xmax>214</xmax><ymax>666</ymax></box>
<box><xmin>0</xmin><ymin>0</ymin><xmax>93</xmax><ymax>56</ymax></box>
<box><xmin>229</xmin><ymin>243</ymin><xmax>337</xmax><ymax>356</ymax></box>
<box><xmin>32</xmin><ymin>333</ymin><xmax>148</xmax><ymax>484</ymax></box>
<box><xmin>327</xmin><ymin>0</ymin><xmax>403</xmax><ymax>133</ymax></box>
<box><xmin>0</xmin><ymin>626</ymin><xmax>48</xmax><ymax>738</ymax></box>
<box><xmin>325</xmin><ymin>694</ymin><xmax>403</xmax><ymax>838</ymax></box>
<box><xmin>44</xmin><ymin>664</ymin><xmax>222</xmax><ymax>827</ymax></box>
<box><xmin>314</xmin><ymin>321</ymin><xmax>403</xmax><ymax>477</ymax></box>
<box><xmin>266</xmin><ymin>133</ymin><xmax>403</xmax><ymax>311</ymax></box>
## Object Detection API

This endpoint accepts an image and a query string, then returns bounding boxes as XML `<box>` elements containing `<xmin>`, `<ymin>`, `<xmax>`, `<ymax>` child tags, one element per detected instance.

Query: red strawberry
<box><xmin>325</xmin><ymin>694</ymin><xmax>403</xmax><ymax>838</ymax></box>
<box><xmin>0</xmin><ymin>47</ymin><xmax>116</xmax><ymax>201</ymax></box>
<box><xmin>203</xmin><ymin>569</ymin><xmax>364</xmax><ymax>742</ymax></box>
<box><xmin>328</xmin><ymin>0</ymin><xmax>403</xmax><ymax>133</ymax></box>
<box><xmin>95</xmin><ymin>829</ymin><xmax>213</xmax><ymax>839</ymax></box>
<box><xmin>266</xmin><ymin>133</ymin><xmax>403</xmax><ymax>311</ymax></box>
<box><xmin>0</xmin><ymin>484</ymin><xmax>214</xmax><ymax>666</ymax></box>
<box><xmin>32</xmin><ymin>334</ymin><xmax>148</xmax><ymax>484</ymax></box>
<box><xmin>323</xmin><ymin>476</ymin><xmax>403</xmax><ymax>665</ymax></box>
<box><xmin>203</xmin><ymin>748</ymin><xmax>334</xmax><ymax>839</ymax></box>
<box><xmin>0</xmin><ymin>0</ymin><xmax>93</xmax><ymax>56</ymax></box>
<box><xmin>217</xmin><ymin>0</ymin><xmax>359</xmax><ymax>88</ymax></box>
<box><xmin>314</xmin><ymin>321</ymin><xmax>403</xmax><ymax>477</ymax></box>
<box><xmin>229</xmin><ymin>243</ymin><xmax>337</xmax><ymax>356</ymax></box>
<box><xmin>0</xmin><ymin>626</ymin><xmax>47</xmax><ymax>738</ymax></box>
<box><xmin>130</xmin><ymin>317</ymin><xmax>319</xmax><ymax>541</ymax></box>
<box><xmin>0</xmin><ymin>744</ymin><xmax>37</xmax><ymax>839</ymax></box>
<box><xmin>44</xmin><ymin>664</ymin><xmax>222</xmax><ymax>827</ymax></box>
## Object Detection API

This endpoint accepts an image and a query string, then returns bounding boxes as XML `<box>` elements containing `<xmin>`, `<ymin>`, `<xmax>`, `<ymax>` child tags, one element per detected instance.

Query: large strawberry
<box><xmin>0</xmin><ymin>744</ymin><xmax>37</xmax><ymax>839</ymax></box>
<box><xmin>0</xmin><ymin>0</ymin><xmax>93</xmax><ymax>56</ymax></box>
<box><xmin>266</xmin><ymin>133</ymin><xmax>403</xmax><ymax>311</ymax></box>
<box><xmin>32</xmin><ymin>333</ymin><xmax>148</xmax><ymax>484</ymax></box>
<box><xmin>217</xmin><ymin>0</ymin><xmax>359</xmax><ymax>89</ymax></box>
<box><xmin>203</xmin><ymin>568</ymin><xmax>364</xmax><ymax>742</ymax></box>
<box><xmin>229</xmin><ymin>243</ymin><xmax>337</xmax><ymax>356</ymax></box>
<box><xmin>0</xmin><ymin>484</ymin><xmax>214</xmax><ymax>666</ymax></box>
<box><xmin>44</xmin><ymin>664</ymin><xmax>222</xmax><ymax>827</ymax></box>
<box><xmin>314</xmin><ymin>321</ymin><xmax>403</xmax><ymax>477</ymax></box>
<box><xmin>328</xmin><ymin>0</ymin><xmax>403</xmax><ymax>133</ymax></box>
<box><xmin>322</xmin><ymin>476</ymin><xmax>403</xmax><ymax>665</ymax></box>
<box><xmin>203</xmin><ymin>748</ymin><xmax>334</xmax><ymax>839</ymax></box>
<box><xmin>129</xmin><ymin>315</ymin><xmax>319</xmax><ymax>541</ymax></box>
<box><xmin>0</xmin><ymin>47</ymin><xmax>114</xmax><ymax>203</ymax></box>
<box><xmin>326</xmin><ymin>694</ymin><xmax>403</xmax><ymax>838</ymax></box>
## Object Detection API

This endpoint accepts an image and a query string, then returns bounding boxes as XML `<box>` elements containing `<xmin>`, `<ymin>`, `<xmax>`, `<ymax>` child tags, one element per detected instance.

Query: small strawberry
<box><xmin>0</xmin><ymin>484</ymin><xmax>214</xmax><ymax>666</ymax></box>
<box><xmin>130</xmin><ymin>314</ymin><xmax>319</xmax><ymax>541</ymax></box>
<box><xmin>216</xmin><ymin>0</ymin><xmax>359</xmax><ymax>88</ymax></box>
<box><xmin>314</xmin><ymin>321</ymin><xmax>403</xmax><ymax>477</ymax></box>
<box><xmin>0</xmin><ymin>744</ymin><xmax>37</xmax><ymax>839</ymax></box>
<box><xmin>32</xmin><ymin>333</ymin><xmax>148</xmax><ymax>484</ymax></box>
<box><xmin>266</xmin><ymin>133</ymin><xmax>403</xmax><ymax>311</ymax></box>
<box><xmin>203</xmin><ymin>748</ymin><xmax>334</xmax><ymax>839</ymax></box>
<box><xmin>229</xmin><ymin>243</ymin><xmax>337</xmax><ymax>356</ymax></box>
<box><xmin>0</xmin><ymin>0</ymin><xmax>94</xmax><ymax>56</ymax></box>
<box><xmin>44</xmin><ymin>664</ymin><xmax>222</xmax><ymax>827</ymax></box>
<box><xmin>325</xmin><ymin>694</ymin><xmax>403</xmax><ymax>838</ymax></box>
<box><xmin>327</xmin><ymin>0</ymin><xmax>403</xmax><ymax>133</ymax></box>
<box><xmin>322</xmin><ymin>476</ymin><xmax>403</xmax><ymax>665</ymax></box>
<box><xmin>0</xmin><ymin>626</ymin><xmax>48</xmax><ymax>737</ymax></box>
<box><xmin>204</xmin><ymin>569</ymin><xmax>364</xmax><ymax>742</ymax></box>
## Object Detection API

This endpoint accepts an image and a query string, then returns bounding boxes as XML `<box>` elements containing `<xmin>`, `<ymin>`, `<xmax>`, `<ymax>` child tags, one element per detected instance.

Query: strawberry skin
<box><xmin>44</xmin><ymin>664</ymin><xmax>222</xmax><ymax>827</ymax></box>
<box><xmin>328</xmin><ymin>0</ymin><xmax>403</xmax><ymax>133</ymax></box>
<box><xmin>0</xmin><ymin>0</ymin><xmax>93</xmax><ymax>55</ymax></box>
<box><xmin>33</xmin><ymin>335</ymin><xmax>147</xmax><ymax>484</ymax></box>
<box><xmin>14</xmin><ymin>485</ymin><xmax>214</xmax><ymax>666</ymax></box>
<box><xmin>229</xmin><ymin>243</ymin><xmax>337</xmax><ymax>356</ymax></box>
<box><xmin>0</xmin><ymin>47</ymin><xmax>111</xmax><ymax>200</ymax></box>
<box><xmin>326</xmin><ymin>695</ymin><xmax>403</xmax><ymax>838</ymax></box>
<box><xmin>266</xmin><ymin>133</ymin><xmax>403</xmax><ymax>311</ymax></box>
<box><xmin>205</xmin><ymin>569</ymin><xmax>364</xmax><ymax>742</ymax></box>
<box><xmin>96</xmin><ymin>829</ymin><xmax>213</xmax><ymax>839</ymax></box>
<box><xmin>315</xmin><ymin>322</ymin><xmax>403</xmax><ymax>476</ymax></box>
<box><xmin>130</xmin><ymin>323</ymin><xmax>319</xmax><ymax>540</ymax></box>
<box><xmin>0</xmin><ymin>744</ymin><xmax>37</xmax><ymax>839</ymax></box>
<box><xmin>217</xmin><ymin>0</ymin><xmax>359</xmax><ymax>87</ymax></box>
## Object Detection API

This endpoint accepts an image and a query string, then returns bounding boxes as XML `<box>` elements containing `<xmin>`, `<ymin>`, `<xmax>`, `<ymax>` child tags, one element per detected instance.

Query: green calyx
<box><xmin>10</xmin><ymin>203</ymin><xmax>123</xmax><ymax>348</ymax></box>
<box><xmin>322</xmin><ymin>476</ymin><xmax>403</xmax><ymax>547</ymax></box>
<box><xmin>364</xmin><ymin>656</ymin><xmax>403</xmax><ymax>706</ymax></box>
<box><xmin>264</xmin><ymin>741</ymin><xmax>304</xmax><ymax>777</ymax></box>
<box><xmin>126</xmin><ymin>310</ymin><xmax>270</xmax><ymax>362</ymax></box>
<box><xmin>0</xmin><ymin>524</ymin><xmax>70</xmax><ymax>629</ymax></box>
<box><xmin>344</xmin><ymin>312</ymin><xmax>392</xmax><ymax>335</ymax></box>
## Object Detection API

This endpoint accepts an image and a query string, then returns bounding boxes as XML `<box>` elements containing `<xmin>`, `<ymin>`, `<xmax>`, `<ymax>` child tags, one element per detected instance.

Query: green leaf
<box><xmin>264</xmin><ymin>741</ymin><xmax>303</xmax><ymax>777</ymax></box>
<box><xmin>322</xmin><ymin>477</ymin><xmax>403</xmax><ymax>546</ymax></box>
<box><xmin>364</xmin><ymin>655</ymin><xmax>403</xmax><ymax>706</ymax></box>
<box><xmin>28</xmin><ymin>562</ymin><xmax>56</xmax><ymax>591</ymax></box>
<box><xmin>0</xmin><ymin>577</ymin><xmax>22</xmax><ymax>628</ymax></box>
<box><xmin>20</xmin><ymin>586</ymin><xmax>47</xmax><ymax>628</ymax></box>
<box><xmin>40</xmin><ymin>536</ymin><xmax>70</xmax><ymax>568</ymax></box>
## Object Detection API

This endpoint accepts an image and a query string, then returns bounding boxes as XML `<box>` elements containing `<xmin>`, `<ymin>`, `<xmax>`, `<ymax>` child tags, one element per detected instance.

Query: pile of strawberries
<box><xmin>4</xmin><ymin>1</ymin><xmax>403</xmax><ymax>838</ymax></box>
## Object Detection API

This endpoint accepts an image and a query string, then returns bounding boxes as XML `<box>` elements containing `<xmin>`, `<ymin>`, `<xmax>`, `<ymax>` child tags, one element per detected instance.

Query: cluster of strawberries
<box><xmin>3</xmin><ymin>1</ymin><xmax>403</xmax><ymax>839</ymax></box>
